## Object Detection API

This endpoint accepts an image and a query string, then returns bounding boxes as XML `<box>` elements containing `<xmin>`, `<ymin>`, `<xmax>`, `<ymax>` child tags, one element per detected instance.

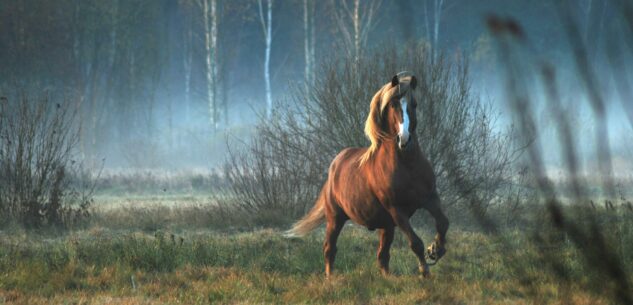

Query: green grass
<box><xmin>0</xmin><ymin>224</ymin><xmax>627</xmax><ymax>304</ymax></box>
<box><xmin>1</xmin><ymin>193</ymin><xmax>632</xmax><ymax>304</ymax></box>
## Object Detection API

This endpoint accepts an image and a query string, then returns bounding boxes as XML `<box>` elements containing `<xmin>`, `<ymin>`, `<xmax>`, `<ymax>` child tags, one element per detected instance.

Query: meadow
<box><xmin>1</xmin><ymin>184</ymin><xmax>632</xmax><ymax>305</ymax></box>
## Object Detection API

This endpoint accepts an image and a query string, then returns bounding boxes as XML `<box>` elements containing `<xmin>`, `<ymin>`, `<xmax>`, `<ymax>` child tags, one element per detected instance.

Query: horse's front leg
<box><xmin>389</xmin><ymin>209</ymin><xmax>430</xmax><ymax>277</ymax></box>
<box><xmin>422</xmin><ymin>195</ymin><xmax>449</xmax><ymax>262</ymax></box>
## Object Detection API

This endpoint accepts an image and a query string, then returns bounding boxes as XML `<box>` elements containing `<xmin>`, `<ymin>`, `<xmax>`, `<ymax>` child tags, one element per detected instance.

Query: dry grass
<box><xmin>0</xmin><ymin>209</ymin><xmax>630</xmax><ymax>305</ymax></box>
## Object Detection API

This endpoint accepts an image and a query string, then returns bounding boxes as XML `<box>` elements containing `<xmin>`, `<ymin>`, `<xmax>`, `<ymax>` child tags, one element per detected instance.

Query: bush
<box><xmin>223</xmin><ymin>44</ymin><xmax>520</xmax><ymax>225</ymax></box>
<box><xmin>0</xmin><ymin>94</ymin><xmax>91</xmax><ymax>229</ymax></box>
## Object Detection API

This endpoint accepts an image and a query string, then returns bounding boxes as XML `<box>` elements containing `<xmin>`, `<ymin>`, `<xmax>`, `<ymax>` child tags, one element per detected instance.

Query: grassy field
<box><xmin>0</xmin><ymin>193</ymin><xmax>631</xmax><ymax>304</ymax></box>
<box><xmin>0</xmin><ymin>227</ymin><xmax>610</xmax><ymax>305</ymax></box>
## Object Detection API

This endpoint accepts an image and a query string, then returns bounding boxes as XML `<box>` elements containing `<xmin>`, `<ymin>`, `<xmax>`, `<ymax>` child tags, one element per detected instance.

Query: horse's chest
<box><xmin>393</xmin><ymin>186</ymin><xmax>422</xmax><ymax>209</ymax></box>
<box><xmin>390</xmin><ymin>174</ymin><xmax>433</xmax><ymax>210</ymax></box>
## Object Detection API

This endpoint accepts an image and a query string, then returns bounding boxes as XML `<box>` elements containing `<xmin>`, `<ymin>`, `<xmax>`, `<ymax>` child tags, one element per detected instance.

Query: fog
<box><xmin>1</xmin><ymin>0</ymin><xmax>631</xmax><ymax>174</ymax></box>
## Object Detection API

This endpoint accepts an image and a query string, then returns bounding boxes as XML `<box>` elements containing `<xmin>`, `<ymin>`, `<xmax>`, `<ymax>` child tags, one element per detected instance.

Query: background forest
<box><xmin>1</xmin><ymin>0</ymin><xmax>626</xmax><ymax>169</ymax></box>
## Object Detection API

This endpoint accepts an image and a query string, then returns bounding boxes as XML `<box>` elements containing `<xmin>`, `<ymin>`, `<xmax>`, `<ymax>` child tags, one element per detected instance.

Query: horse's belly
<box><xmin>363</xmin><ymin>212</ymin><xmax>394</xmax><ymax>230</ymax></box>
<box><xmin>340</xmin><ymin>198</ymin><xmax>393</xmax><ymax>230</ymax></box>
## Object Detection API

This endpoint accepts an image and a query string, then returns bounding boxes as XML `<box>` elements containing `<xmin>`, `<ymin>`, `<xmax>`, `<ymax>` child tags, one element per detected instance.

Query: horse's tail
<box><xmin>284</xmin><ymin>188</ymin><xmax>326</xmax><ymax>238</ymax></box>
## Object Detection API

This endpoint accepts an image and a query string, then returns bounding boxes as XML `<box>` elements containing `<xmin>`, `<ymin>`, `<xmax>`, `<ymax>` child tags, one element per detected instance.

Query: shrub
<box><xmin>0</xmin><ymin>94</ymin><xmax>91</xmax><ymax>229</ymax></box>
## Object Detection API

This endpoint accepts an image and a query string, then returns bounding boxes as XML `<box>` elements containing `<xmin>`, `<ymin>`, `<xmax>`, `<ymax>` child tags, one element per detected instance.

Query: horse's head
<box><xmin>362</xmin><ymin>72</ymin><xmax>418</xmax><ymax>160</ymax></box>
<box><xmin>386</xmin><ymin>73</ymin><xmax>418</xmax><ymax>150</ymax></box>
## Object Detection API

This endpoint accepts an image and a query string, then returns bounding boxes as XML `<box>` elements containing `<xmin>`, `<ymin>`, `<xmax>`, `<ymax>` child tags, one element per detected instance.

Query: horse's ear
<box><xmin>410</xmin><ymin>76</ymin><xmax>417</xmax><ymax>90</ymax></box>
<box><xmin>391</xmin><ymin>75</ymin><xmax>399</xmax><ymax>87</ymax></box>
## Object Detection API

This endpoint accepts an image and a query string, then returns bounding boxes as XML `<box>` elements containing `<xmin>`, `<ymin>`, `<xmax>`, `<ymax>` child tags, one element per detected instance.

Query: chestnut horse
<box><xmin>286</xmin><ymin>72</ymin><xmax>449</xmax><ymax>277</ymax></box>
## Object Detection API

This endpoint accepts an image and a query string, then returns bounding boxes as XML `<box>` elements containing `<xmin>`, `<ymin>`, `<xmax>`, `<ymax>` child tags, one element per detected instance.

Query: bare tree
<box><xmin>258</xmin><ymin>0</ymin><xmax>273</xmax><ymax>119</ymax></box>
<box><xmin>330</xmin><ymin>0</ymin><xmax>382</xmax><ymax>69</ymax></box>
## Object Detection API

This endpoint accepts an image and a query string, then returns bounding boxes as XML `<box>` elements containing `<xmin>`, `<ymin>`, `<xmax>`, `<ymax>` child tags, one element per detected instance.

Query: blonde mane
<box><xmin>358</xmin><ymin>75</ymin><xmax>415</xmax><ymax>166</ymax></box>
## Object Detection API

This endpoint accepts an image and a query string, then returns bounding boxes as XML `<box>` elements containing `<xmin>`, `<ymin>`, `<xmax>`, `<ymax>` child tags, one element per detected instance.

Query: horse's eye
<box><xmin>391</xmin><ymin>101</ymin><xmax>399</xmax><ymax>108</ymax></box>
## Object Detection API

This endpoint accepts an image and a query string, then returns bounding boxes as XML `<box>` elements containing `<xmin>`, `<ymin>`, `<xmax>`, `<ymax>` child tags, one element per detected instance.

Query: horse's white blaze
<box><xmin>398</xmin><ymin>98</ymin><xmax>410</xmax><ymax>146</ymax></box>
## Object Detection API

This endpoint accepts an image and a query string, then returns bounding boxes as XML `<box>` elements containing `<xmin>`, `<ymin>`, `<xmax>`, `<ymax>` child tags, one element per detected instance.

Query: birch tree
<box><xmin>304</xmin><ymin>0</ymin><xmax>316</xmax><ymax>93</ymax></box>
<box><xmin>258</xmin><ymin>0</ymin><xmax>273</xmax><ymax>119</ymax></box>
<box><xmin>432</xmin><ymin>0</ymin><xmax>443</xmax><ymax>56</ymax></box>
<box><xmin>578</xmin><ymin>0</ymin><xmax>607</xmax><ymax>62</ymax></box>
<box><xmin>181</xmin><ymin>0</ymin><xmax>194</xmax><ymax>122</ymax></box>
<box><xmin>95</xmin><ymin>0</ymin><xmax>119</xmax><ymax>149</ymax></box>
<box><xmin>330</xmin><ymin>0</ymin><xmax>382</xmax><ymax>70</ymax></box>
<box><xmin>70</xmin><ymin>2</ymin><xmax>105</xmax><ymax>160</ymax></box>
<box><xmin>422</xmin><ymin>0</ymin><xmax>457</xmax><ymax>60</ymax></box>
<box><xmin>200</xmin><ymin>0</ymin><xmax>220</xmax><ymax>131</ymax></box>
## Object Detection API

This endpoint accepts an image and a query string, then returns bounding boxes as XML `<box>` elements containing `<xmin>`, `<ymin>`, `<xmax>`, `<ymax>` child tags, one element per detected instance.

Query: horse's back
<box><xmin>326</xmin><ymin>148</ymin><xmax>366</xmax><ymax>195</ymax></box>
<box><xmin>329</xmin><ymin>147</ymin><xmax>364</xmax><ymax>171</ymax></box>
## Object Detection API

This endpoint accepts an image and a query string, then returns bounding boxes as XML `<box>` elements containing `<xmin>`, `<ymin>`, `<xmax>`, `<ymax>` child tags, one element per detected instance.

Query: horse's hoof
<box><xmin>419</xmin><ymin>264</ymin><xmax>431</xmax><ymax>278</ymax></box>
<box><xmin>427</xmin><ymin>242</ymin><xmax>446</xmax><ymax>262</ymax></box>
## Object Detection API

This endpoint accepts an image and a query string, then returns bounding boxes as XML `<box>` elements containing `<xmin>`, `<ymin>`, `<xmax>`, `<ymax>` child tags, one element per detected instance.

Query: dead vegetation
<box><xmin>0</xmin><ymin>94</ymin><xmax>92</xmax><ymax>229</ymax></box>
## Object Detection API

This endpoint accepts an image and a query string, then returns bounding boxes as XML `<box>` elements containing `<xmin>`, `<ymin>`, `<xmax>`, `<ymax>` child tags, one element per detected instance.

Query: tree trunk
<box><xmin>433</xmin><ymin>0</ymin><xmax>444</xmax><ymax>60</ymax></box>
<box><xmin>353</xmin><ymin>0</ymin><xmax>360</xmax><ymax>66</ymax></box>
<box><xmin>203</xmin><ymin>0</ymin><xmax>219</xmax><ymax>131</ymax></box>
<box><xmin>128</xmin><ymin>50</ymin><xmax>136</xmax><ymax>132</ymax></box>
<box><xmin>304</xmin><ymin>0</ymin><xmax>316</xmax><ymax>94</ymax></box>
<box><xmin>102</xmin><ymin>0</ymin><xmax>119</xmax><ymax>144</ymax></box>
<box><xmin>423</xmin><ymin>1</ymin><xmax>431</xmax><ymax>45</ymax></box>
<box><xmin>310</xmin><ymin>0</ymin><xmax>316</xmax><ymax>86</ymax></box>
<box><xmin>183</xmin><ymin>3</ymin><xmax>193</xmax><ymax>122</ymax></box>
<box><xmin>109</xmin><ymin>0</ymin><xmax>119</xmax><ymax>70</ymax></box>
<box><xmin>258</xmin><ymin>0</ymin><xmax>273</xmax><ymax>119</ymax></box>
<box><xmin>304</xmin><ymin>0</ymin><xmax>310</xmax><ymax>93</ymax></box>
<box><xmin>211</xmin><ymin>0</ymin><xmax>218</xmax><ymax>129</ymax></box>
<box><xmin>71</xmin><ymin>2</ymin><xmax>85</xmax><ymax>159</ymax></box>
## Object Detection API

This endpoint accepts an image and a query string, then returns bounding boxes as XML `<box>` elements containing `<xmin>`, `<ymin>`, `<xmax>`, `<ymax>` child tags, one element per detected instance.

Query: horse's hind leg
<box><xmin>377</xmin><ymin>226</ymin><xmax>394</xmax><ymax>275</ymax></box>
<box><xmin>323</xmin><ymin>215</ymin><xmax>345</xmax><ymax>277</ymax></box>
